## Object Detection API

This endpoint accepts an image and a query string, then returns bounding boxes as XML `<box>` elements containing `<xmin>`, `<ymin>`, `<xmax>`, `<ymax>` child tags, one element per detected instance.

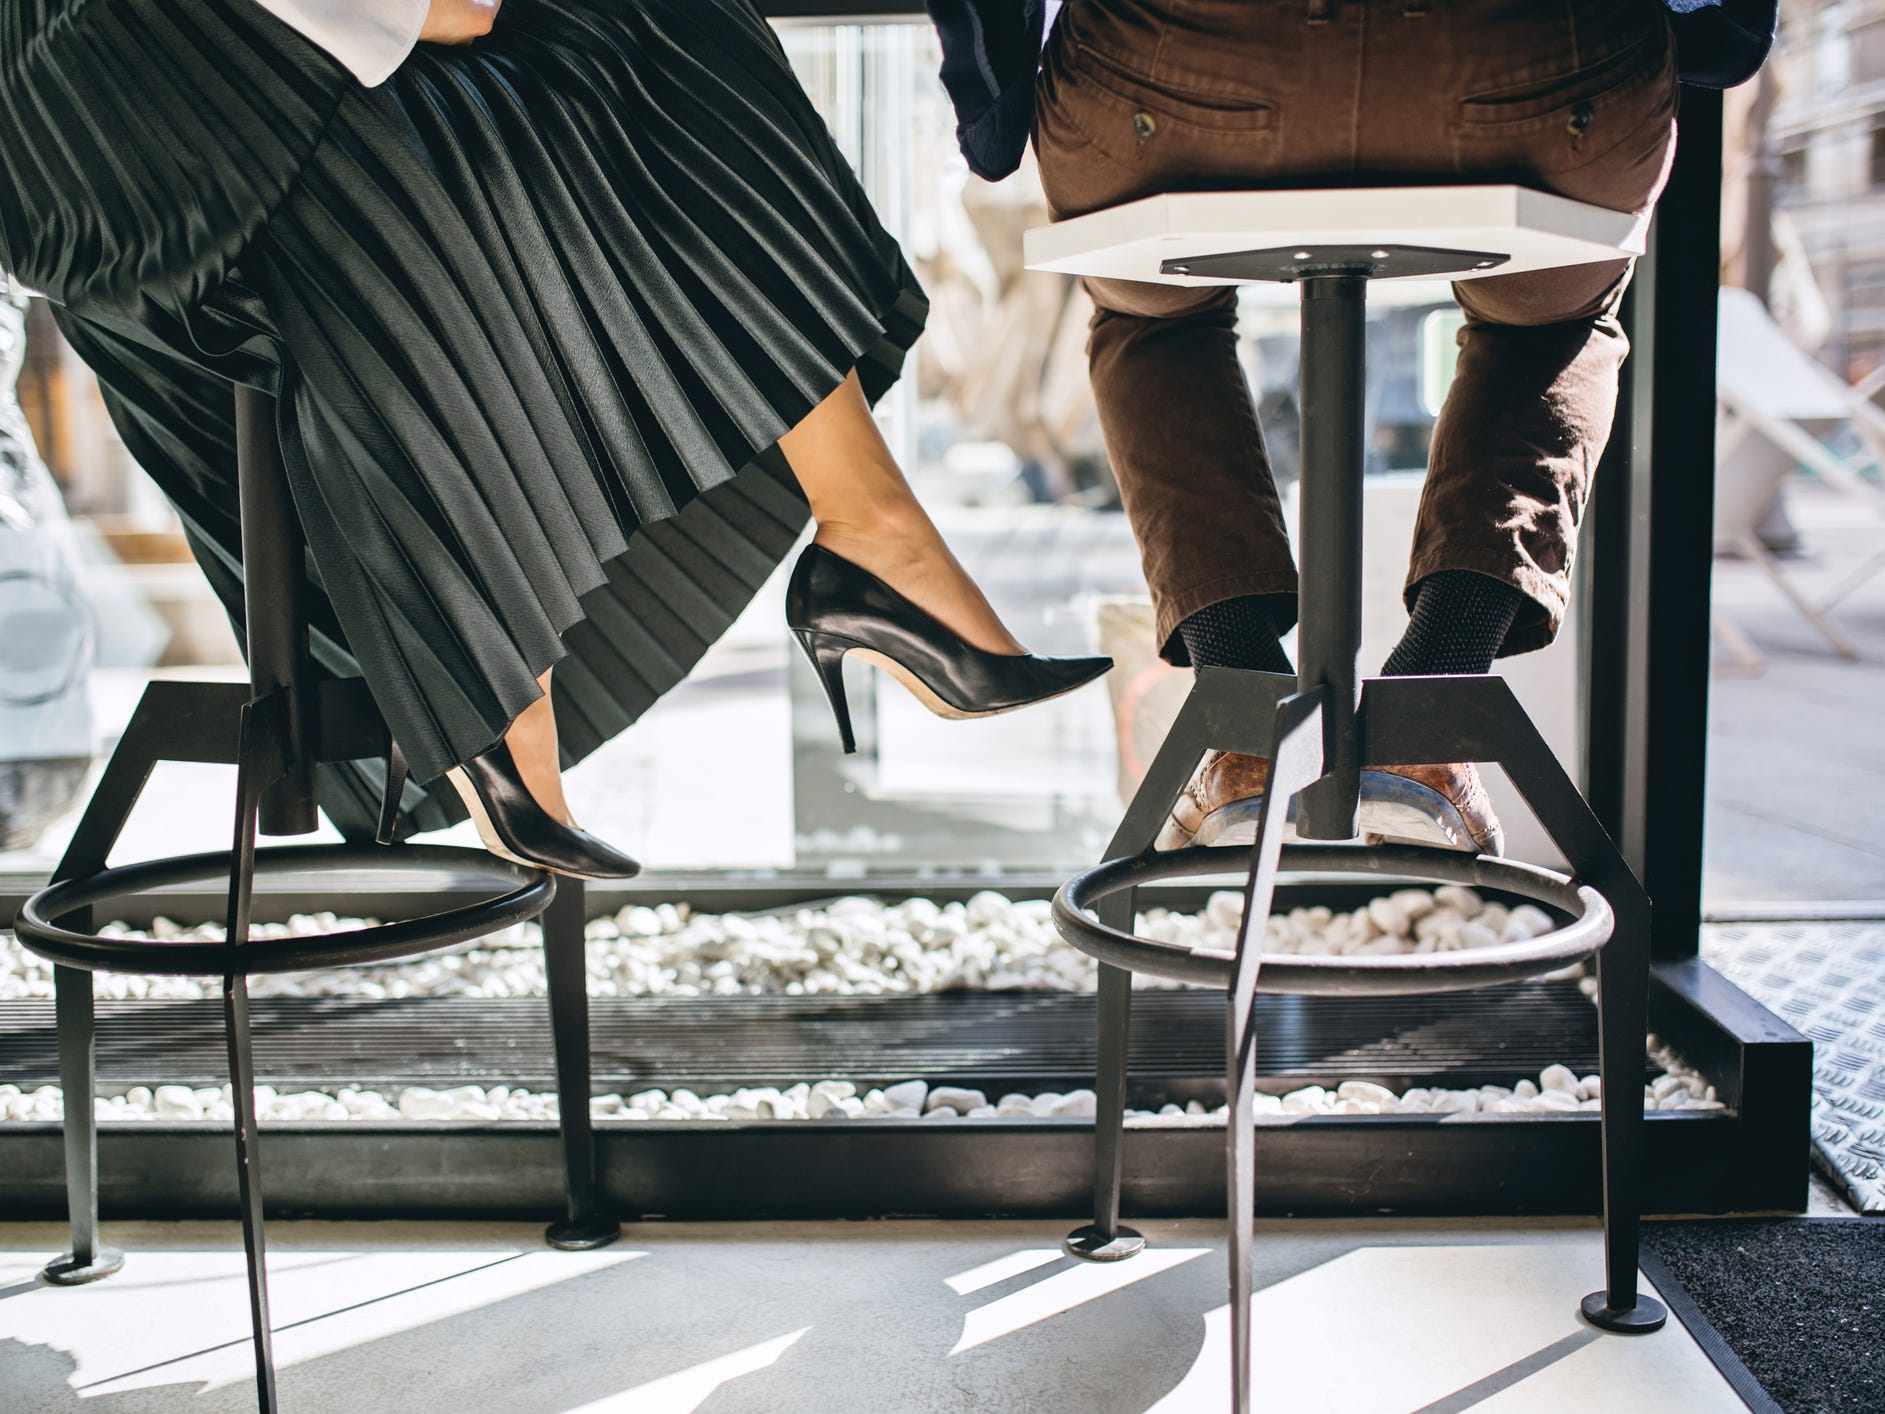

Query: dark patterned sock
<box><xmin>1177</xmin><ymin>595</ymin><xmax>1296</xmax><ymax>676</ymax></box>
<box><xmin>1381</xmin><ymin>570</ymin><xmax>1526</xmax><ymax>677</ymax></box>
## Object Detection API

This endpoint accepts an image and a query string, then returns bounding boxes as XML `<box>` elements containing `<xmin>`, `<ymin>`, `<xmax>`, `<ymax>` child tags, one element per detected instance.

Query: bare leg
<box><xmin>500</xmin><ymin>370</ymin><xmax>1023</xmax><ymax>811</ymax></box>
<box><xmin>502</xmin><ymin>666</ymin><xmax>574</xmax><ymax>825</ymax></box>
<box><xmin>778</xmin><ymin>371</ymin><xmax>1026</xmax><ymax>656</ymax></box>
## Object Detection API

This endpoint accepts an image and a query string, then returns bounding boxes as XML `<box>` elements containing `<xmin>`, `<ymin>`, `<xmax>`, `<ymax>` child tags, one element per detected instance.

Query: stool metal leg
<box><xmin>43</xmin><ymin>960</ymin><xmax>123</xmax><ymax>1284</ymax></box>
<box><xmin>1226</xmin><ymin>690</ymin><xmax>1326</xmax><ymax>1414</ymax></box>
<box><xmin>39</xmin><ymin>690</ymin><xmax>177</xmax><ymax>1287</ymax></box>
<box><xmin>1581</xmin><ymin>919</ymin><xmax>1666</xmax><ymax>1331</ymax></box>
<box><xmin>1294</xmin><ymin>275</ymin><xmax>1368</xmax><ymax>842</ymax></box>
<box><xmin>544</xmin><ymin>878</ymin><xmax>620</xmax><ymax>1250</ymax></box>
<box><xmin>1065</xmin><ymin>689</ymin><xmax>1232</xmax><ymax>1263</ymax></box>
<box><xmin>223</xmin><ymin>972</ymin><xmax>277</xmax><ymax>1412</ymax></box>
<box><xmin>1064</xmin><ymin>958</ymin><xmax>1145</xmax><ymax>1261</ymax></box>
<box><xmin>233</xmin><ymin>386</ymin><xmax>316</xmax><ymax>839</ymax></box>
<box><xmin>1361</xmin><ymin>674</ymin><xmax>1668</xmax><ymax>1334</ymax></box>
<box><xmin>225</xmin><ymin>695</ymin><xmax>280</xmax><ymax>1412</ymax></box>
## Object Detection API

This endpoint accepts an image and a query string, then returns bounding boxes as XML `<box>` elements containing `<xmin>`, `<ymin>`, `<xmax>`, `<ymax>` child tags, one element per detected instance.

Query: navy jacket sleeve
<box><xmin>1665</xmin><ymin>0</ymin><xmax>1780</xmax><ymax>88</ymax></box>
<box><xmin>925</xmin><ymin>0</ymin><xmax>1046</xmax><ymax>181</ymax></box>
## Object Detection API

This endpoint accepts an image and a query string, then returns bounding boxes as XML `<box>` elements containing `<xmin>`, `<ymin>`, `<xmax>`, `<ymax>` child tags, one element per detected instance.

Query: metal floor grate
<box><xmin>0</xmin><ymin>981</ymin><xmax>1639</xmax><ymax>1096</ymax></box>
<box><xmin>1705</xmin><ymin>920</ymin><xmax>1885</xmax><ymax>1215</ymax></box>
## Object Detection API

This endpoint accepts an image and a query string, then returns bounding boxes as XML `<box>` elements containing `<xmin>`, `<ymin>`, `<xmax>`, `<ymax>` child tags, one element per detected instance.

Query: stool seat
<box><xmin>1026</xmin><ymin>182</ymin><xmax>1671</xmax><ymax>1411</ymax></box>
<box><xmin>1024</xmin><ymin>184</ymin><xmax>1647</xmax><ymax>286</ymax></box>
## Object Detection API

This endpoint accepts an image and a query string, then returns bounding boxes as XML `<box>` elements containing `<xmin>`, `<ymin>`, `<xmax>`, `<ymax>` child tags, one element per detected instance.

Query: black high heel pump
<box><xmin>786</xmin><ymin>543</ymin><xmax>1113</xmax><ymax>754</ymax></box>
<box><xmin>445</xmin><ymin>740</ymin><xmax>642</xmax><ymax>880</ymax></box>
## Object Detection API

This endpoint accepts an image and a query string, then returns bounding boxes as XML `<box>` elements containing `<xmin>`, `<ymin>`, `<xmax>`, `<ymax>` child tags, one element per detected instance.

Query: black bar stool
<box><xmin>12</xmin><ymin>384</ymin><xmax>620</xmax><ymax>1413</ymax></box>
<box><xmin>1027</xmin><ymin>187</ymin><xmax>1669</xmax><ymax>1412</ymax></box>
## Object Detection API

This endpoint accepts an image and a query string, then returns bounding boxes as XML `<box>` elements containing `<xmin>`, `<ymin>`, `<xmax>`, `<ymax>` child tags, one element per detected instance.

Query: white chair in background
<box><xmin>1714</xmin><ymin>286</ymin><xmax>1885</xmax><ymax>666</ymax></box>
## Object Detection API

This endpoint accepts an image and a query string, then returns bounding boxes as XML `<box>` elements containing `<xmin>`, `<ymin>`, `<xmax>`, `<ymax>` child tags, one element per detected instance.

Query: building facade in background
<box><xmin>1772</xmin><ymin>0</ymin><xmax>1885</xmax><ymax>377</ymax></box>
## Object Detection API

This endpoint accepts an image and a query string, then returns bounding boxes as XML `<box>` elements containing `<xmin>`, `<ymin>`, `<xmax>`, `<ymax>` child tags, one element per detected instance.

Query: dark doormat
<box><xmin>1642</xmin><ymin>1219</ymin><xmax>1884</xmax><ymax>1414</ymax></box>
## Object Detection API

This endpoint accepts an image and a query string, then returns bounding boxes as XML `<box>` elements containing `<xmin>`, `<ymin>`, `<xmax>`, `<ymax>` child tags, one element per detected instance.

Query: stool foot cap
<box><xmin>1581</xmin><ymin>1291</ymin><xmax>1668</xmax><ymax>1333</ymax></box>
<box><xmin>43</xmin><ymin>1248</ymin><xmax>125</xmax><ymax>1285</ymax></box>
<box><xmin>1064</xmin><ymin>1224</ymin><xmax>1146</xmax><ymax>1262</ymax></box>
<box><xmin>546</xmin><ymin>1217</ymin><xmax>621</xmax><ymax>1252</ymax></box>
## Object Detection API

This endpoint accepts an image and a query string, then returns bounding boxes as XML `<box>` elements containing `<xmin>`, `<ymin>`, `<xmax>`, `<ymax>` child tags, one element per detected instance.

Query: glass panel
<box><xmin>1704</xmin><ymin>10</ymin><xmax>1885</xmax><ymax>909</ymax></box>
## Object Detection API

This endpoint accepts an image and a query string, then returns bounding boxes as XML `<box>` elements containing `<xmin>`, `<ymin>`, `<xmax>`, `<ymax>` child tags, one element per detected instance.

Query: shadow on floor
<box><xmin>2</xmin><ymin>1223</ymin><xmax>1723</xmax><ymax>1414</ymax></box>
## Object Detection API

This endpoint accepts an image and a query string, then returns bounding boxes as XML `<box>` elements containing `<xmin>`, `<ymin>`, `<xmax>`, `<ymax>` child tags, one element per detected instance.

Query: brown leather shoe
<box><xmin>1362</xmin><ymin>760</ymin><xmax>1505</xmax><ymax>856</ymax></box>
<box><xmin>1156</xmin><ymin>752</ymin><xmax>1504</xmax><ymax>855</ymax></box>
<box><xmin>1156</xmin><ymin>751</ymin><xmax>1273</xmax><ymax>851</ymax></box>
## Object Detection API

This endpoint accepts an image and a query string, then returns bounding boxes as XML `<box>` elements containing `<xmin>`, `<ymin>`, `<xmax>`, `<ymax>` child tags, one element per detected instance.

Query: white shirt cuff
<box><xmin>252</xmin><ymin>0</ymin><xmax>431</xmax><ymax>87</ymax></box>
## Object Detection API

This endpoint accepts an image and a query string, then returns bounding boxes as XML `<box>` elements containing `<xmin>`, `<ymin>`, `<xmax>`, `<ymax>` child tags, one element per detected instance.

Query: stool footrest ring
<box><xmin>16</xmin><ymin>843</ymin><xmax>554</xmax><ymax>976</ymax></box>
<box><xmin>1053</xmin><ymin>844</ymin><xmax>1613</xmax><ymax>995</ymax></box>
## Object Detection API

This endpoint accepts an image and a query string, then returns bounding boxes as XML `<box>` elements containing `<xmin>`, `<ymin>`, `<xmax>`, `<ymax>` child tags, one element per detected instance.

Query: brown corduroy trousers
<box><xmin>1033</xmin><ymin>0</ymin><xmax>1680</xmax><ymax>660</ymax></box>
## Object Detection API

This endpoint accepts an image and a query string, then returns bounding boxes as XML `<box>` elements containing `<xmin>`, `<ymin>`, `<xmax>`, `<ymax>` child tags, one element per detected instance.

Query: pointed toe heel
<box><xmin>446</xmin><ymin>741</ymin><xmax>641</xmax><ymax>880</ymax></box>
<box><xmin>786</xmin><ymin>544</ymin><xmax>1112</xmax><ymax>750</ymax></box>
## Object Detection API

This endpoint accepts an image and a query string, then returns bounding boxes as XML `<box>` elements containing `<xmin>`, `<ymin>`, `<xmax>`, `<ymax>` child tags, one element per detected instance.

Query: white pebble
<box><xmin>1433</xmin><ymin>886</ymin><xmax>1483</xmax><ymax>917</ymax></box>
<box><xmin>1282</xmin><ymin>1086</ymin><xmax>1330</xmax><ymax>1115</ymax></box>
<box><xmin>1539</xmin><ymin>1064</ymin><xmax>1579</xmax><ymax>1093</ymax></box>
<box><xmin>1503</xmin><ymin>905</ymin><xmax>1555</xmax><ymax>942</ymax></box>
<box><xmin>1457</xmin><ymin>922</ymin><xmax>1499</xmax><ymax>951</ymax></box>
<box><xmin>882</xmin><ymin>1080</ymin><xmax>929</xmax><ymax>1113</ymax></box>
<box><xmin>153</xmin><ymin>1085</ymin><xmax>201</xmax><ymax>1120</ymax></box>
<box><xmin>1336</xmin><ymin>1081</ymin><xmax>1397</xmax><ymax>1107</ymax></box>
<box><xmin>1368</xmin><ymin>896</ymin><xmax>1412</xmax><ymax>938</ymax></box>
<box><xmin>926</xmin><ymin>1086</ymin><xmax>987</xmax><ymax>1114</ymax></box>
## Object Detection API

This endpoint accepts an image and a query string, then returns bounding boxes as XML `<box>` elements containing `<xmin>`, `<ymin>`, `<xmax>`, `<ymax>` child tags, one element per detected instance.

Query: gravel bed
<box><xmin>2</xmin><ymin>889</ymin><xmax>1718</xmax><ymax>1124</ymax></box>
<box><xmin>0</xmin><ymin>1050</ymin><xmax>1720</xmax><ymax>1127</ymax></box>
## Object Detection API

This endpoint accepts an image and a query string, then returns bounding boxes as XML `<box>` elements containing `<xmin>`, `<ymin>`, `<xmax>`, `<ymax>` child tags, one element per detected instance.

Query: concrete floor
<box><xmin>1705</xmin><ymin>481</ymin><xmax>1885</xmax><ymax>907</ymax></box>
<box><xmin>1</xmin><ymin>1218</ymin><xmax>1748</xmax><ymax>1413</ymax></box>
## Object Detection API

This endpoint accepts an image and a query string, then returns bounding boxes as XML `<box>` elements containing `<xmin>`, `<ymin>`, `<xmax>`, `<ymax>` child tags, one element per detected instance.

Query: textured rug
<box><xmin>1704</xmin><ymin>920</ymin><xmax>1885</xmax><ymax>1214</ymax></box>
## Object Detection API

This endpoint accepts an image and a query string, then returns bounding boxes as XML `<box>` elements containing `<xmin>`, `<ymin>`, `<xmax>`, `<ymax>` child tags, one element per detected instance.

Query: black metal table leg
<box><xmin>544</xmin><ymin>878</ymin><xmax>620</xmax><ymax>1250</ymax></box>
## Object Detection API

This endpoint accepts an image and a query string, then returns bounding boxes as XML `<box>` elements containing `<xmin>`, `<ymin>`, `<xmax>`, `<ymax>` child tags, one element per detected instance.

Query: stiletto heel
<box><xmin>375</xmin><ymin>741</ymin><xmax>409</xmax><ymax>846</ymax></box>
<box><xmin>444</xmin><ymin>739</ymin><xmax>641</xmax><ymax>880</ymax></box>
<box><xmin>785</xmin><ymin>544</ymin><xmax>1112</xmax><ymax>749</ymax></box>
<box><xmin>795</xmin><ymin>629</ymin><xmax>859</xmax><ymax>754</ymax></box>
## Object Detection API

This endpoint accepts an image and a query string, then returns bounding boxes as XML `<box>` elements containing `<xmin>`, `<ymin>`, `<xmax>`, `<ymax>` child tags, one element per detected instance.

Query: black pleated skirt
<box><xmin>0</xmin><ymin>0</ymin><xmax>925</xmax><ymax>836</ymax></box>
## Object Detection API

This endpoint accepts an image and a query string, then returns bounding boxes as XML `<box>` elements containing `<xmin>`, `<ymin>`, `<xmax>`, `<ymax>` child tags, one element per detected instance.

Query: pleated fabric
<box><xmin>4</xmin><ymin>0</ymin><xmax>926</xmax><ymax>835</ymax></box>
